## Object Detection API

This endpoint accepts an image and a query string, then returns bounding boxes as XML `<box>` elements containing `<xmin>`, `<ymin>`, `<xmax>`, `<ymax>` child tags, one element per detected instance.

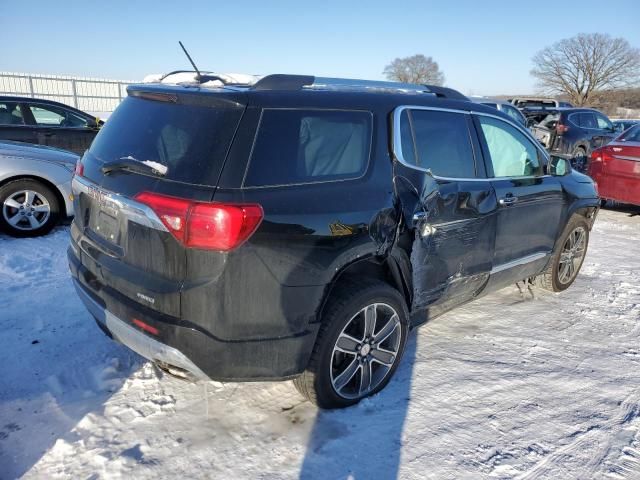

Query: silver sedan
<box><xmin>0</xmin><ymin>141</ymin><xmax>77</xmax><ymax>236</ymax></box>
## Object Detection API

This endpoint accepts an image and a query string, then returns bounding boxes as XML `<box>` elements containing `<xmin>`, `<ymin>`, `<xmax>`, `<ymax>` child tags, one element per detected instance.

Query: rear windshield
<box><xmin>621</xmin><ymin>124</ymin><xmax>640</xmax><ymax>142</ymax></box>
<box><xmin>87</xmin><ymin>95</ymin><xmax>243</xmax><ymax>185</ymax></box>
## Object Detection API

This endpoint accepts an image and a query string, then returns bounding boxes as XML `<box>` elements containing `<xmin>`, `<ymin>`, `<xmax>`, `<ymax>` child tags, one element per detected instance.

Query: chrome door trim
<box><xmin>490</xmin><ymin>251</ymin><xmax>549</xmax><ymax>275</ymax></box>
<box><xmin>391</xmin><ymin>105</ymin><xmax>550</xmax><ymax>182</ymax></box>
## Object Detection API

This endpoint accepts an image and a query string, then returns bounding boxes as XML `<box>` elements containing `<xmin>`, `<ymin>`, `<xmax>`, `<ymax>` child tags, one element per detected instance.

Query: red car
<box><xmin>589</xmin><ymin>124</ymin><xmax>640</xmax><ymax>206</ymax></box>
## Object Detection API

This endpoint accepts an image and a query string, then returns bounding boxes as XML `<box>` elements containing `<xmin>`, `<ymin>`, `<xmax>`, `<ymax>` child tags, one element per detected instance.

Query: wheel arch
<box><xmin>573</xmin><ymin>142</ymin><xmax>590</xmax><ymax>155</ymax></box>
<box><xmin>317</xmin><ymin>247</ymin><xmax>413</xmax><ymax>322</ymax></box>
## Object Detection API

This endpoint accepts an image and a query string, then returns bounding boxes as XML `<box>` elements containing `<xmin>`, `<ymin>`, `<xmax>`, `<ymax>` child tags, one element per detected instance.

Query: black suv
<box><xmin>68</xmin><ymin>75</ymin><xmax>599</xmax><ymax>408</ymax></box>
<box><xmin>0</xmin><ymin>96</ymin><xmax>102</xmax><ymax>154</ymax></box>
<box><xmin>524</xmin><ymin>107</ymin><xmax>616</xmax><ymax>170</ymax></box>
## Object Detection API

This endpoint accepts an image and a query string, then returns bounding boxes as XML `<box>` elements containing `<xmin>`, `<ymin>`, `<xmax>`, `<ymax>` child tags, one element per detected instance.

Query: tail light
<box><xmin>74</xmin><ymin>159</ymin><xmax>84</xmax><ymax>177</ymax></box>
<box><xmin>556</xmin><ymin>123</ymin><xmax>569</xmax><ymax>135</ymax></box>
<box><xmin>134</xmin><ymin>191</ymin><xmax>263</xmax><ymax>251</ymax></box>
<box><xmin>591</xmin><ymin>147</ymin><xmax>614</xmax><ymax>163</ymax></box>
<box><xmin>589</xmin><ymin>147</ymin><xmax>614</xmax><ymax>177</ymax></box>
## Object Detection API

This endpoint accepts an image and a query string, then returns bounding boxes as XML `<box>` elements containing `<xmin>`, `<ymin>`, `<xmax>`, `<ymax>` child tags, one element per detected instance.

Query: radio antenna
<box><xmin>179</xmin><ymin>41</ymin><xmax>202</xmax><ymax>81</ymax></box>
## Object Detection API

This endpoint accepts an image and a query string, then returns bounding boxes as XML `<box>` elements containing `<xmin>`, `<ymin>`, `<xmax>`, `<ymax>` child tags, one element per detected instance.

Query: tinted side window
<box><xmin>408</xmin><ymin>110</ymin><xmax>476</xmax><ymax>178</ymax></box>
<box><xmin>577</xmin><ymin>112</ymin><xmax>597</xmax><ymax>129</ymax></box>
<box><xmin>399</xmin><ymin>109</ymin><xmax>417</xmax><ymax>166</ymax></box>
<box><xmin>244</xmin><ymin>109</ymin><xmax>372</xmax><ymax>187</ymax></box>
<box><xmin>478</xmin><ymin>116</ymin><xmax>543</xmax><ymax>177</ymax></box>
<box><xmin>0</xmin><ymin>102</ymin><xmax>25</xmax><ymax>125</ymax></box>
<box><xmin>568</xmin><ymin>113</ymin><xmax>579</xmax><ymax>127</ymax></box>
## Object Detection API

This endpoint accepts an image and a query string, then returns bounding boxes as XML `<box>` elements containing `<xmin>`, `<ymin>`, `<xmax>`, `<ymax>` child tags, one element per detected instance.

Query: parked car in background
<box><xmin>469</xmin><ymin>96</ymin><xmax>527</xmax><ymax>125</ymax></box>
<box><xmin>0</xmin><ymin>141</ymin><xmax>76</xmax><ymax>236</ymax></box>
<box><xmin>612</xmin><ymin>119</ymin><xmax>639</xmax><ymax>134</ymax></box>
<box><xmin>523</xmin><ymin>107</ymin><xmax>617</xmax><ymax>171</ymax></box>
<box><xmin>69</xmin><ymin>73</ymin><xmax>599</xmax><ymax>409</ymax></box>
<box><xmin>510</xmin><ymin>97</ymin><xmax>573</xmax><ymax>109</ymax></box>
<box><xmin>0</xmin><ymin>96</ymin><xmax>103</xmax><ymax>155</ymax></box>
<box><xmin>589</xmin><ymin>124</ymin><xmax>640</xmax><ymax>206</ymax></box>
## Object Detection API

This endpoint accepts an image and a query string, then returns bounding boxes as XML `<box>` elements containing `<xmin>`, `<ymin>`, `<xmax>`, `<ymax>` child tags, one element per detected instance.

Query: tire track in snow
<box><xmin>515</xmin><ymin>391</ymin><xmax>640</xmax><ymax>480</ymax></box>
<box><xmin>603</xmin><ymin>428</ymin><xmax>640</xmax><ymax>479</ymax></box>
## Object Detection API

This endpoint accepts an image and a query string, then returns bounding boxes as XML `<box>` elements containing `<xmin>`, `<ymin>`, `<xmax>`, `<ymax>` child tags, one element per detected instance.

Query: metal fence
<box><xmin>0</xmin><ymin>72</ymin><xmax>136</xmax><ymax>114</ymax></box>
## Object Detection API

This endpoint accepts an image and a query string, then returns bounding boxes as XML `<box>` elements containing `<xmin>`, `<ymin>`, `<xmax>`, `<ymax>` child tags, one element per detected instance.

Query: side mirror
<box><xmin>547</xmin><ymin>156</ymin><xmax>571</xmax><ymax>176</ymax></box>
<box><xmin>86</xmin><ymin>117</ymin><xmax>103</xmax><ymax>129</ymax></box>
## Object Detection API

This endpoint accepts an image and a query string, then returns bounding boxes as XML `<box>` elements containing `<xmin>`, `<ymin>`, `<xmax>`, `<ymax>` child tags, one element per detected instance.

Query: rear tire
<box><xmin>571</xmin><ymin>146</ymin><xmax>587</xmax><ymax>172</ymax></box>
<box><xmin>0</xmin><ymin>179</ymin><xmax>60</xmax><ymax>237</ymax></box>
<box><xmin>533</xmin><ymin>215</ymin><xmax>590</xmax><ymax>292</ymax></box>
<box><xmin>293</xmin><ymin>279</ymin><xmax>409</xmax><ymax>409</ymax></box>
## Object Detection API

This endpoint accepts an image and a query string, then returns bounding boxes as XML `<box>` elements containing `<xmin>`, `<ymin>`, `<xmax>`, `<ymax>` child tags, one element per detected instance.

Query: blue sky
<box><xmin>2</xmin><ymin>0</ymin><xmax>639</xmax><ymax>95</ymax></box>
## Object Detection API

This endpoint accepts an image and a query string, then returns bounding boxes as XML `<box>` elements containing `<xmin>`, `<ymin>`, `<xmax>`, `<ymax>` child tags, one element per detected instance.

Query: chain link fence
<box><xmin>0</xmin><ymin>72</ymin><xmax>136</xmax><ymax>115</ymax></box>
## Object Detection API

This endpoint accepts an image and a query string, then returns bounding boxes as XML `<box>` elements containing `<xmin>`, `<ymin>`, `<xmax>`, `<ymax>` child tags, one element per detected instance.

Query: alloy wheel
<box><xmin>2</xmin><ymin>190</ymin><xmax>51</xmax><ymax>231</ymax></box>
<box><xmin>558</xmin><ymin>226</ymin><xmax>587</xmax><ymax>285</ymax></box>
<box><xmin>330</xmin><ymin>302</ymin><xmax>402</xmax><ymax>399</ymax></box>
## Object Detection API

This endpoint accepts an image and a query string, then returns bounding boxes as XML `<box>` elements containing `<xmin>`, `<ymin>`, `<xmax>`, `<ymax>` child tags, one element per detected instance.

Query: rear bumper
<box><xmin>73</xmin><ymin>277</ymin><xmax>209</xmax><ymax>380</ymax></box>
<box><xmin>68</xmin><ymin>248</ymin><xmax>320</xmax><ymax>381</ymax></box>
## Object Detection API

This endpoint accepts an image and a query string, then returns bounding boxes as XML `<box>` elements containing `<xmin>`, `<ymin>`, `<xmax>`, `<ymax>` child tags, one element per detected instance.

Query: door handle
<box><xmin>499</xmin><ymin>195</ymin><xmax>518</xmax><ymax>206</ymax></box>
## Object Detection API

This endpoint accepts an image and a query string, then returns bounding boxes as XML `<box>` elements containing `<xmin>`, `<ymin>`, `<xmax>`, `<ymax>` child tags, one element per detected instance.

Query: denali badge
<box><xmin>136</xmin><ymin>292</ymin><xmax>155</xmax><ymax>305</ymax></box>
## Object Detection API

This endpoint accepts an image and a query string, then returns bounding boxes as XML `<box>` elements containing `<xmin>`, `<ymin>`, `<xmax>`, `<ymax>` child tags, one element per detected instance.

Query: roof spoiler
<box><xmin>253</xmin><ymin>74</ymin><xmax>315</xmax><ymax>91</ymax></box>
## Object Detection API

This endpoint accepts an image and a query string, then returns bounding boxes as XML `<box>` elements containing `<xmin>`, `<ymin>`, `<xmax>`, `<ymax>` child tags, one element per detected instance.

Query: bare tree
<box><xmin>531</xmin><ymin>33</ymin><xmax>640</xmax><ymax>106</ymax></box>
<box><xmin>383</xmin><ymin>54</ymin><xmax>445</xmax><ymax>85</ymax></box>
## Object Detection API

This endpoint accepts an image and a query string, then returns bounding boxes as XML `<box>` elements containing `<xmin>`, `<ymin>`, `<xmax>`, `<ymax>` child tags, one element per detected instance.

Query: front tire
<box><xmin>534</xmin><ymin>215</ymin><xmax>590</xmax><ymax>292</ymax></box>
<box><xmin>0</xmin><ymin>179</ymin><xmax>60</xmax><ymax>237</ymax></box>
<box><xmin>294</xmin><ymin>279</ymin><xmax>409</xmax><ymax>409</ymax></box>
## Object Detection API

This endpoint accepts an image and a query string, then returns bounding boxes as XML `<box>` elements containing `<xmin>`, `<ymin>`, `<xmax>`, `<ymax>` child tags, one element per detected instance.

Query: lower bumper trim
<box><xmin>72</xmin><ymin>278</ymin><xmax>209</xmax><ymax>380</ymax></box>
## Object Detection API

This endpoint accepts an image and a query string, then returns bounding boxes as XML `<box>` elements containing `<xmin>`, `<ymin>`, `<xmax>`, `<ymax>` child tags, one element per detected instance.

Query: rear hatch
<box><xmin>72</xmin><ymin>86</ymin><xmax>246</xmax><ymax>318</ymax></box>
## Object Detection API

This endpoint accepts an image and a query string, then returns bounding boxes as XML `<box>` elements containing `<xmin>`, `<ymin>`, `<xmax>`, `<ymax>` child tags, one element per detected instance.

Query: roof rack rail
<box><xmin>159</xmin><ymin>70</ymin><xmax>227</xmax><ymax>83</ymax></box>
<box><xmin>147</xmin><ymin>71</ymin><xmax>259</xmax><ymax>87</ymax></box>
<box><xmin>423</xmin><ymin>85</ymin><xmax>468</xmax><ymax>101</ymax></box>
<box><xmin>252</xmin><ymin>74</ymin><xmax>467</xmax><ymax>99</ymax></box>
<box><xmin>253</xmin><ymin>74</ymin><xmax>432</xmax><ymax>94</ymax></box>
<box><xmin>309</xmin><ymin>77</ymin><xmax>434</xmax><ymax>94</ymax></box>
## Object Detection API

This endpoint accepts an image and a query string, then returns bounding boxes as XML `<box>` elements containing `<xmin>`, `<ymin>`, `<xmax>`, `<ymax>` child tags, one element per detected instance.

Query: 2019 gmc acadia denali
<box><xmin>68</xmin><ymin>74</ymin><xmax>599</xmax><ymax>409</ymax></box>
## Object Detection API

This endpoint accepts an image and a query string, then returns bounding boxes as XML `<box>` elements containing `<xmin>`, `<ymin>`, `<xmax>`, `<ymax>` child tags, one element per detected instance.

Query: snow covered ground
<box><xmin>1</xmin><ymin>207</ymin><xmax>639</xmax><ymax>480</ymax></box>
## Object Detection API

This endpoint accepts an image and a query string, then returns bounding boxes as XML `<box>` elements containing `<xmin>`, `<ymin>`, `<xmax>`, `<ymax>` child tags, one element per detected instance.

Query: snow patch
<box><xmin>0</xmin><ymin>209</ymin><xmax>639</xmax><ymax>479</ymax></box>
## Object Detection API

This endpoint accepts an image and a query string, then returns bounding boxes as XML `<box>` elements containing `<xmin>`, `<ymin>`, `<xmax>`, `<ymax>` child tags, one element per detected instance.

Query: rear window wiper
<box><xmin>101</xmin><ymin>156</ymin><xmax>168</xmax><ymax>177</ymax></box>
